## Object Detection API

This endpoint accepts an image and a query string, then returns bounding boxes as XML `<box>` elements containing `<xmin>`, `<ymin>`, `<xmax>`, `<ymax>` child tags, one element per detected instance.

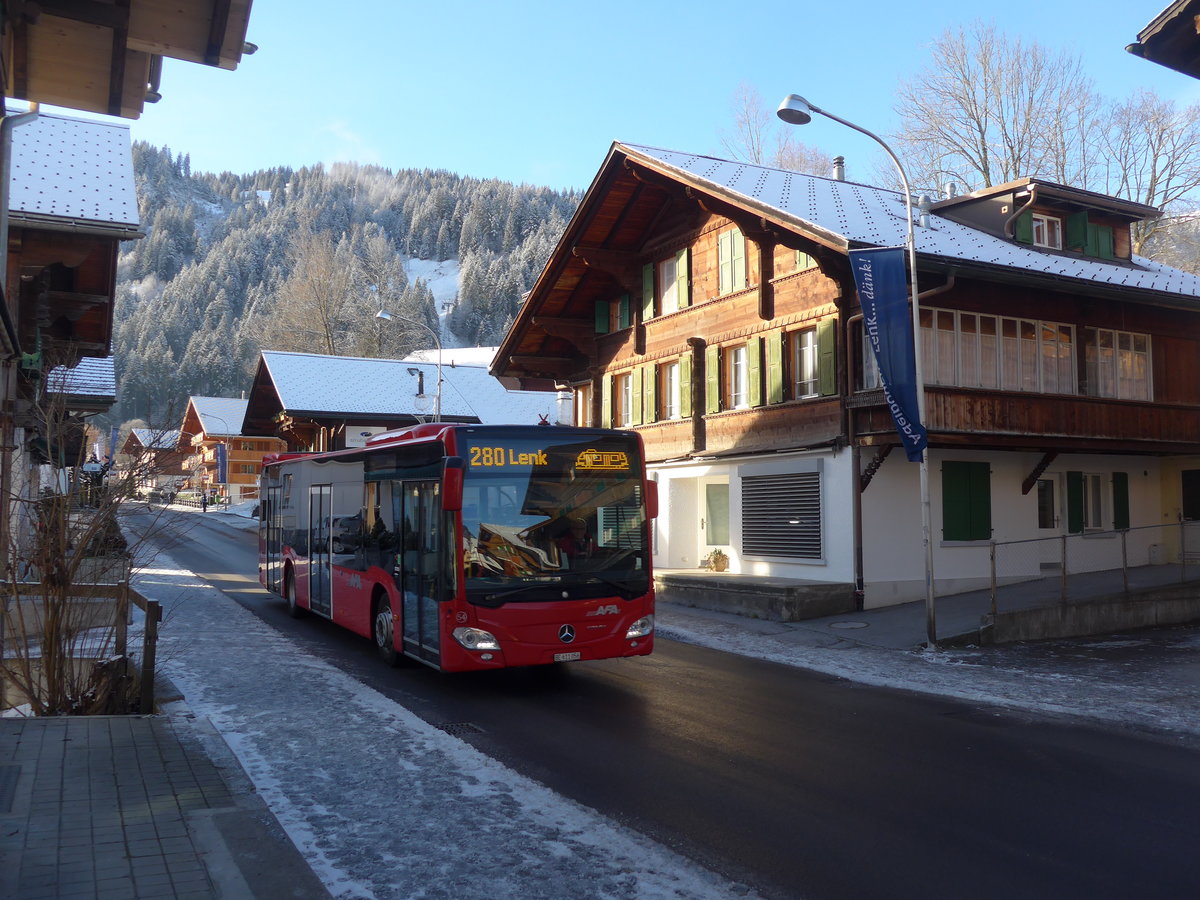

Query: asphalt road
<box><xmin>132</xmin><ymin>506</ymin><xmax>1200</xmax><ymax>900</ymax></box>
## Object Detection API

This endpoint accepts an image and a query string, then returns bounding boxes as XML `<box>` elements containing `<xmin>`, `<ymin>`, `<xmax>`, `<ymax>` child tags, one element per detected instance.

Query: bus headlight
<box><xmin>625</xmin><ymin>615</ymin><xmax>654</xmax><ymax>639</ymax></box>
<box><xmin>453</xmin><ymin>627</ymin><xmax>501</xmax><ymax>651</ymax></box>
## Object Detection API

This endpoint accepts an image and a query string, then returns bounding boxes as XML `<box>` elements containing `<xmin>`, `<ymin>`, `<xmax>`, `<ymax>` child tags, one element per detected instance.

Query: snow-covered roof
<box><xmin>131</xmin><ymin>428</ymin><xmax>180</xmax><ymax>450</ymax></box>
<box><xmin>190</xmin><ymin>396</ymin><xmax>250</xmax><ymax>437</ymax></box>
<box><xmin>7</xmin><ymin>111</ymin><xmax>140</xmax><ymax>235</ymax></box>
<box><xmin>261</xmin><ymin>351</ymin><xmax>561</xmax><ymax>425</ymax></box>
<box><xmin>624</xmin><ymin>143</ymin><xmax>1200</xmax><ymax>301</ymax></box>
<box><xmin>45</xmin><ymin>356</ymin><xmax>116</xmax><ymax>402</ymax></box>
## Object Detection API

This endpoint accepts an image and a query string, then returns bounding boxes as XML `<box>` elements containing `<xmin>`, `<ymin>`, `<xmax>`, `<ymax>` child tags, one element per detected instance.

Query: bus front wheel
<box><xmin>373</xmin><ymin>593</ymin><xmax>400</xmax><ymax>667</ymax></box>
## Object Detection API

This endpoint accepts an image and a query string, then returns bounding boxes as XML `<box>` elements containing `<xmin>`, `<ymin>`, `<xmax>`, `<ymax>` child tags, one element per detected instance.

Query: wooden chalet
<box><xmin>180</xmin><ymin>397</ymin><xmax>284</xmax><ymax>503</ymax></box>
<box><xmin>120</xmin><ymin>427</ymin><xmax>189</xmax><ymax>492</ymax></box>
<box><xmin>240</xmin><ymin>350</ymin><xmax>569</xmax><ymax>453</ymax></box>
<box><xmin>493</xmin><ymin>143</ymin><xmax>1200</xmax><ymax>610</ymax></box>
<box><xmin>0</xmin><ymin>1</ymin><xmax>256</xmax><ymax>545</ymax></box>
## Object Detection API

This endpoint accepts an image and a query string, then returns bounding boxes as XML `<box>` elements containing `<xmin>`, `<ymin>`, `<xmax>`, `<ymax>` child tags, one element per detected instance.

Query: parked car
<box><xmin>331</xmin><ymin>515</ymin><xmax>362</xmax><ymax>553</ymax></box>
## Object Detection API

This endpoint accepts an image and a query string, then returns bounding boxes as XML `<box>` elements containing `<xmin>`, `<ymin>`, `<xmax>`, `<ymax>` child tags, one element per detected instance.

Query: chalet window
<box><xmin>791</xmin><ymin>328</ymin><xmax>819</xmax><ymax>398</ymax></box>
<box><xmin>727</xmin><ymin>344</ymin><xmax>749</xmax><ymax>408</ymax></box>
<box><xmin>795</xmin><ymin>250</ymin><xmax>817</xmax><ymax>272</ymax></box>
<box><xmin>574</xmin><ymin>383</ymin><xmax>593</xmax><ymax>427</ymax></box>
<box><xmin>1083</xmin><ymin>328</ymin><xmax>1150</xmax><ymax>401</ymax></box>
<box><xmin>238</xmin><ymin>464</ymin><xmax>256</xmax><ymax>475</ymax></box>
<box><xmin>616</xmin><ymin>373</ymin><xmax>633</xmax><ymax>427</ymax></box>
<box><xmin>239</xmin><ymin>441</ymin><xmax>256</xmax><ymax>451</ymax></box>
<box><xmin>718</xmin><ymin>227</ymin><xmax>747</xmax><ymax>295</ymax></box>
<box><xmin>1031</xmin><ymin>214</ymin><xmax>1063</xmax><ymax>250</ymax></box>
<box><xmin>1066</xmin><ymin>470</ymin><xmax>1129</xmax><ymax>532</ymax></box>
<box><xmin>661</xmin><ymin>361</ymin><xmax>681</xmax><ymax>419</ymax></box>
<box><xmin>859</xmin><ymin>327</ymin><xmax>881</xmax><ymax>391</ymax></box>
<box><xmin>742</xmin><ymin>472</ymin><xmax>822</xmax><ymax>559</ymax></box>
<box><xmin>645</xmin><ymin>249</ymin><xmax>690</xmax><ymax>319</ymax></box>
<box><xmin>942</xmin><ymin>461</ymin><xmax>991</xmax><ymax>541</ymax></box>
<box><xmin>919</xmin><ymin>307</ymin><xmax>1074</xmax><ymax>395</ymax></box>
<box><xmin>594</xmin><ymin>295</ymin><xmax>630</xmax><ymax>334</ymax></box>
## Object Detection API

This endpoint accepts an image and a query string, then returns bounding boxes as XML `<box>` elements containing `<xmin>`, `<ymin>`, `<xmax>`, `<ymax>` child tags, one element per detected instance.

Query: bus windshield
<box><xmin>459</xmin><ymin>431</ymin><xmax>649</xmax><ymax>603</ymax></box>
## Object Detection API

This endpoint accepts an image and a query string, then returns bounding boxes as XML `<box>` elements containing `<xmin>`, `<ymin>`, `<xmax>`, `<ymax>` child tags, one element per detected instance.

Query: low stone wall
<box><xmin>654</xmin><ymin>572</ymin><xmax>856</xmax><ymax>622</ymax></box>
<box><xmin>984</xmin><ymin>583</ymin><xmax>1200</xmax><ymax>644</ymax></box>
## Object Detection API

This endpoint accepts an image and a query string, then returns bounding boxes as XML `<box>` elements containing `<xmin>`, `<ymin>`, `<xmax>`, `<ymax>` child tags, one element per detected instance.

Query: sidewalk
<box><xmin>0</xmin><ymin>710</ymin><xmax>329</xmax><ymax>900</ymax></box>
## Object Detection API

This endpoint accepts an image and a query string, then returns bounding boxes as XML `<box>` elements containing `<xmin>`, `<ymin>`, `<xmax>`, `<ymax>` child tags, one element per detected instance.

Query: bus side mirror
<box><xmin>443</xmin><ymin>457</ymin><xmax>464</xmax><ymax>511</ymax></box>
<box><xmin>646</xmin><ymin>480</ymin><xmax>659</xmax><ymax>520</ymax></box>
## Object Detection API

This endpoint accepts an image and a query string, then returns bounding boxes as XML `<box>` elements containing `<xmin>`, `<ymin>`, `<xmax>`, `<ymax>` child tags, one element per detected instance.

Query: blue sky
<box><xmin>119</xmin><ymin>0</ymin><xmax>1197</xmax><ymax>192</ymax></box>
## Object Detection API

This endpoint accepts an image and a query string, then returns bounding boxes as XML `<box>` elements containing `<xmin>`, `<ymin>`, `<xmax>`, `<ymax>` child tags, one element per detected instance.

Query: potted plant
<box><xmin>704</xmin><ymin>549</ymin><xmax>729</xmax><ymax>572</ymax></box>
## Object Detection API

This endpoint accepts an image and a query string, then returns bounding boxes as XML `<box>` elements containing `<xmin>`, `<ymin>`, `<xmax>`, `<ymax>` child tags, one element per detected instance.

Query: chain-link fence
<box><xmin>987</xmin><ymin>522</ymin><xmax>1200</xmax><ymax>616</ymax></box>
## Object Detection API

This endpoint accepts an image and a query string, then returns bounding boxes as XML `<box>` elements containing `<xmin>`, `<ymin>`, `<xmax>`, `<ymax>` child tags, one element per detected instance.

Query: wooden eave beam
<box><xmin>570</xmin><ymin>245</ymin><xmax>640</xmax><ymax>294</ymax></box>
<box><xmin>531</xmin><ymin>316</ymin><xmax>594</xmax><ymax>345</ymax></box>
<box><xmin>1022</xmin><ymin>451</ymin><xmax>1059</xmax><ymax>495</ymax></box>
<box><xmin>509</xmin><ymin>355</ymin><xmax>575</xmax><ymax>377</ymax></box>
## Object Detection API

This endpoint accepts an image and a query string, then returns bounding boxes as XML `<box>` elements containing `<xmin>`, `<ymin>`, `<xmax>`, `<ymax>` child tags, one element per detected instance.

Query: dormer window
<box><xmin>1031</xmin><ymin>214</ymin><xmax>1062</xmax><ymax>250</ymax></box>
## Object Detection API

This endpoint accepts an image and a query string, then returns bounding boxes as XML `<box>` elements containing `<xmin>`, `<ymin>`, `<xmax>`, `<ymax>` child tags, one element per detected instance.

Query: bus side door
<box><xmin>399</xmin><ymin>480</ymin><xmax>443</xmax><ymax>666</ymax></box>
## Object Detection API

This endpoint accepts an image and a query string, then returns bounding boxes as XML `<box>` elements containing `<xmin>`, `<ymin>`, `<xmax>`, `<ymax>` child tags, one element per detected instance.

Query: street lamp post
<box><xmin>776</xmin><ymin>93</ymin><xmax>937</xmax><ymax>645</ymax></box>
<box><xmin>375</xmin><ymin>309</ymin><xmax>443</xmax><ymax>422</ymax></box>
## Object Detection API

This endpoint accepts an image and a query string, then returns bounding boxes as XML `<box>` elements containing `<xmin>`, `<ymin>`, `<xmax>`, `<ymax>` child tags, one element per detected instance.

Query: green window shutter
<box><xmin>679</xmin><ymin>353</ymin><xmax>693</xmax><ymax>418</ymax></box>
<box><xmin>1014</xmin><ymin>211</ymin><xmax>1033</xmax><ymax>245</ymax></box>
<box><xmin>766</xmin><ymin>329</ymin><xmax>784</xmax><ymax>405</ymax></box>
<box><xmin>733</xmin><ymin>229</ymin><xmax>746</xmax><ymax>290</ymax></box>
<box><xmin>595</xmin><ymin>300</ymin><xmax>610</xmax><ymax>335</ymax></box>
<box><xmin>1066</xmin><ymin>210</ymin><xmax>1088</xmax><ymax>251</ymax></box>
<box><xmin>705</xmin><ymin>344</ymin><xmax>721</xmax><ymax>414</ymax></box>
<box><xmin>601</xmin><ymin>375</ymin><xmax>613</xmax><ymax>427</ymax></box>
<box><xmin>817</xmin><ymin>318</ymin><xmax>837</xmax><ymax>396</ymax></box>
<box><xmin>643</xmin><ymin>364</ymin><xmax>657</xmax><ymax>423</ymax></box>
<box><xmin>747</xmin><ymin>337</ymin><xmax>763</xmax><ymax>407</ymax></box>
<box><xmin>942</xmin><ymin>461</ymin><xmax>991</xmax><ymax>541</ymax></box>
<box><xmin>617</xmin><ymin>294</ymin><xmax>631</xmax><ymax>330</ymax></box>
<box><xmin>1112</xmin><ymin>471</ymin><xmax>1130</xmax><ymax>530</ymax></box>
<box><xmin>642</xmin><ymin>263</ymin><xmax>655</xmax><ymax>322</ymax></box>
<box><xmin>1066</xmin><ymin>470</ymin><xmax>1083</xmax><ymax>534</ymax></box>
<box><xmin>1097</xmin><ymin>225</ymin><xmax>1114</xmax><ymax>260</ymax></box>
<box><xmin>718</xmin><ymin>230</ymin><xmax>731</xmax><ymax>294</ymax></box>
<box><xmin>677</xmin><ymin>247</ymin><xmax>691</xmax><ymax>307</ymax></box>
<box><xmin>630</xmin><ymin>366</ymin><xmax>643</xmax><ymax>424</ymax></box>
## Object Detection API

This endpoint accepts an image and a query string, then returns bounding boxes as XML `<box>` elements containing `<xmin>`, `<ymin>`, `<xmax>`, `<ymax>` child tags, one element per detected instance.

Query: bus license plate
<box><xmin>554</xmin><ymin>651</ymin><xmax>582</xmax><ymax>662</ymax></box>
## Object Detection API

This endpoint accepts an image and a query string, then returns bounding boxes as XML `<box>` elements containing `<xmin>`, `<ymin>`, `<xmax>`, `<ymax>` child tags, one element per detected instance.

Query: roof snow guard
<box><xmin>7</xmin><ymin>111</ymin><xmax>141</xmax><ymax>236</ymax></box>
<box><xmin>622</xmin><ymin>143</ymin><xmax>1200</xmax><ymax>303</ymax></box>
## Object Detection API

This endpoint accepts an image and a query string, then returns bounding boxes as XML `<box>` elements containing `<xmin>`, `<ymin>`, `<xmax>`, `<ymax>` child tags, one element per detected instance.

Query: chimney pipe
<box><xmin>832</xmin><ymin>156</ymin><xmax>845</xmax><ymax>181</ymax></box>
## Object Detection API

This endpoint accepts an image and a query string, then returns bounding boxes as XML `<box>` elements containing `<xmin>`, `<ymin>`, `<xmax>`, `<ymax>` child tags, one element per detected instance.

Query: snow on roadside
<box><xmin>138</xmin><ymin>557</ymin><xmax>760</xmax><ymax>900</ymax></box>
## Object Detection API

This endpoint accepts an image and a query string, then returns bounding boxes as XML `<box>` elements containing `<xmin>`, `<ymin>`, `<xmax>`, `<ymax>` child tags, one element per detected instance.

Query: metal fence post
<box><xmin>1060</xmin><ymin>534</ymin><xmax>1068</xmax><ymax>603</ymax></box>
<box><xmin>1121</xmin><ymin>530</ymin><xmax>1129</xmax><ymax>594</ymax></box>
<box><xmin>140</xmin><ymin>601</ymin><xmax>161</xmax><ymax>713</ymax></box>
<box><xmin>990</xmin><ymin>541</ymin><xmax>998</xmax><ymax>618</ymax></box>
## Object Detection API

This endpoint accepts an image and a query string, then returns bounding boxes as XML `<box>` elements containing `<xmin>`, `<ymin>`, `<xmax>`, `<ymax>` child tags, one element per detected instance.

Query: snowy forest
<box><xmin>112</xmin><ymin>144</ymin><xmax>581</xmax><ymax>426</ymax></box>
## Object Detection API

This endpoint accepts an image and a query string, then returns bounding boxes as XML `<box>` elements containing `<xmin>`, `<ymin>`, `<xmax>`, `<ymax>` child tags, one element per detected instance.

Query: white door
<box><xmin>1036</xmin><ymin>475</ymin><xmax>1063</xmax><ymax>568</ymax></box>
<box><xmin>700</xmin><ymin>477</ymin><xmax>731</xmax><ymax>567</ymax></box>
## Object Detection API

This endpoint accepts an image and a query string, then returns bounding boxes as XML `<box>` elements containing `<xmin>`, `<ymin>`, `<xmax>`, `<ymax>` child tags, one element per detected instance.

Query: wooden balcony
<box><xmin>852</xmin><ymin>387</ymin><xmax>1200</xmax><ymax>454</ymax></box>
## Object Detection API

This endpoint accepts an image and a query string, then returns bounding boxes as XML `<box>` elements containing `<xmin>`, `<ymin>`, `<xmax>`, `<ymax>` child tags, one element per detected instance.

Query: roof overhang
<box><xmin>1128</xmin><ymin>1</ymin><xmax>1200</xmax><ymax>78</ymax></box>
<box><xmin>2</xmin><ymin>0</ymin><xmax>255</xmax><ymax>119</ymax></box>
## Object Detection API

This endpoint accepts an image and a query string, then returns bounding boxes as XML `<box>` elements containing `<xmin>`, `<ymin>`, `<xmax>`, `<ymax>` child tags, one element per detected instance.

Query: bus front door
<box><xmin>399</xmin><ymin>480</ymin><xmax>443</xmax><ymax>667</ymax></box>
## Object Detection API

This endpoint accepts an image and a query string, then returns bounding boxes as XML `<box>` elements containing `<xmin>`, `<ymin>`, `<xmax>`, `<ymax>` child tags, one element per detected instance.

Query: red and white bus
<box><xmin>258</xmin><ymin>423</ymin><xmax>657</xmax><ymax>672</ymax></box>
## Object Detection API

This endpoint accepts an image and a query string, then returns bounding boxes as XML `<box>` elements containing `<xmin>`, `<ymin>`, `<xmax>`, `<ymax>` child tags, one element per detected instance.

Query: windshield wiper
<box><xmin>472</xmin><ymin>582</ymin><xmax>565</xmax><ymax>608</ymax></box>
<box><xmin>573</xmin><ymin>573</ymin><xmax>644</xmax><ymax>600</ymax></box>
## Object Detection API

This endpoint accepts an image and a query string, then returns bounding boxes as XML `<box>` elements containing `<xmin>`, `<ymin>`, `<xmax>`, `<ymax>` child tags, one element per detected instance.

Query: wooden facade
<box><xmin>493</xmin><ymin>143</ymin><xmax>1200</xmax><ymax>607</ymax></box>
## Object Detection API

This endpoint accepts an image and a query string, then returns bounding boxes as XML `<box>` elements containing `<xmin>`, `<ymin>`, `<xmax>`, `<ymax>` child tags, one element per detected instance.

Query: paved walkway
<box><xmin>0</xmin><ymin>712</ymin><xmax>329</xmax><ymax>900</ymax></box>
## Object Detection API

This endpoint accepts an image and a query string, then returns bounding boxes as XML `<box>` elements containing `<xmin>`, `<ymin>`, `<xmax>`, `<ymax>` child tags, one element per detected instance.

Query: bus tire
<box><xmin>285</xmin><ymin>569</ymin><xmax>305</xmax><ymax>619</ymax></box>
<box><xmin>373</xmin><ymin>592</ymin><xmax>400</xmax><ymax>667</ymax></box>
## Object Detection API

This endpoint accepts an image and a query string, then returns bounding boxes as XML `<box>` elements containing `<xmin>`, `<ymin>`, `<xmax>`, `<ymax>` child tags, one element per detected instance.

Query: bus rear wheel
<box><xmin>373</xmin><ymin>593</ymin><xmax>400</xmax><ymax>667</ymax></box>
<box><xmin>285</xmin><ymin>570</ymin><xmax>305</xmax><ymax>619</ymax></box>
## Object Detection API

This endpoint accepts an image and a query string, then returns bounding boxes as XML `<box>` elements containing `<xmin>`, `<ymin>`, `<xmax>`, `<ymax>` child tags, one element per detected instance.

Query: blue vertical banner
<box><xmin>216</xmin><ymin>442</ymin><xmax>228</xmax><ymax>484</ymax></box>
<box><xmin>849</xmin><ymin>247</ymin><xmax>928</xmax><ymax>462</ymax></box>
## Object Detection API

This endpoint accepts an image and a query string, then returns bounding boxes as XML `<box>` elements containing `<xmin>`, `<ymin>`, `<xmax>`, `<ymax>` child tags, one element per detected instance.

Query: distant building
<box><xmin>240</xmin><ymin>350</ymin><xmax>571</xmax><ymax>452</ymax></box>
<box><xmin>180</xmin><ymin>397</ymin><xmax>285</xmax><ymax>503</ymax></box>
